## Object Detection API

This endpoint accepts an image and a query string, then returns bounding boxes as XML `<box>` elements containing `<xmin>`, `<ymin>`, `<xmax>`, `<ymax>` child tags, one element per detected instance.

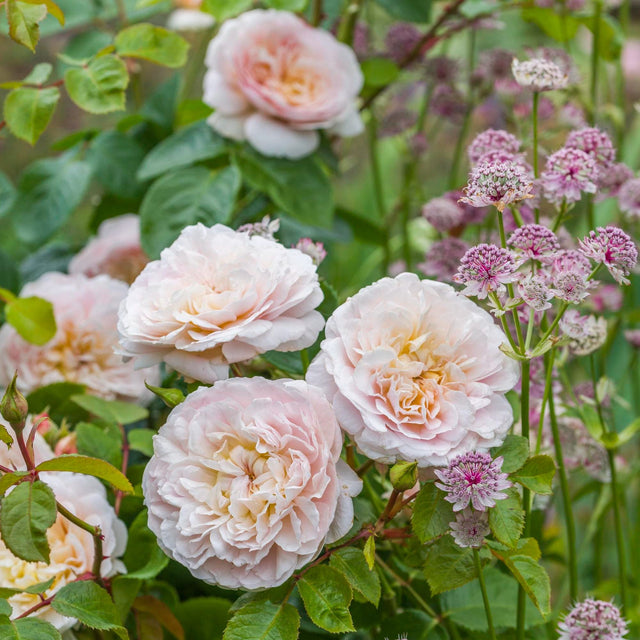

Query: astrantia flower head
<box><xmin>418</xmin><ymin>237</ymin><xmax>470</xmax><ymax>282</ymax></box>
<box><xmin>566</xmin><ymin>127</ymin><xmax>616</xmax><ymax>170</ymax></box>
<box><xmin>385</xmin><ymin>22</ymin><xmax>422</xmax><ymax>65</ymax></box>
<box><xmin>560</xmin><ymin>310</ymin><xmax>608</xmax><ymax>356</ymax></box>
<box><xmin>518</xmin><ymin>273</ymin><xmax>554</xmax><ymax>310</ymax></box>
<box><xmin>578</xmin><ymin>226</ymin><xmax>638</xmax><ymax>284</ymax></box>
<box><xmin>511</xmin><ymin>57</ymin><xmax>568</xmax><ymax>91</ymax></box>
<box><xmin>237</xmin><ymin>215</ymin><xmax>280</xmax><ymax>240</ymax></box>
<box><xmin>450</xmin><ymin>509</ymin><xmax>490</xmax><ymax>548</ymax></box>
<box><xmin>624</xmin><ymin>329</ymin><xmax>640</xmax><ymax>348</ymax></box>
<box><xmin>424</xmin><ymin>56</ymin><xmax>459</xmax><ymax>85</ymax></box>
<box><xmin>421</xmin><ymin>196</ymin><xmax>465</xmax><ymax>232</ymax></box>
<box><xmin>508</xmin><ymin>224</ymin><xmax>560</xmax><ymax>262</ymax></box>
<box><xmin>435</xmin><ymin>451</ymin><xmax>511</xmax><ymax>511</ymax></box>
<box><xmin>617</xmin><ymin>177</ymin><xmax>640</xmax><ymax>220</ymax></box>
<box><xmin>550</xmin><ymin>271</ymin><xmax>591</xmax><ymax>304</ymax></box>
<box><xmin>558</xmin><ymin>598</ymin><xmax>628</xmax><ymax>640</ymax></box>
<box><xmin>597</xmin><ymin>163</ymin><xmax>633</xmax><ymax>201</ymax></box>
<box><xmin>589</xmin><ymin>283</ymin><xmax>623</xmax><ymax>312</ymax></box>
<box><xmin>294</xmin><ymin>238</ymin><xmax>326</xmax><ymax>265</ymax></box>
<box><xmin>454</xmin><ymin>243</ymin><xmax>519</xmax><ymax>299</ymax></box>
<box><xmin>467</xmin><ymin>129</ymin><xmax>521</xmax><ymax>166</ymax></box>
<box><xmin>541</xmin><ymin>147</ymin><xmax>598</xmax><ymax>206</ymax></box>
<box><xmin>460</xmin><ymin>160</ymin><xmax>534</xmax><ymax>212</ymax></box>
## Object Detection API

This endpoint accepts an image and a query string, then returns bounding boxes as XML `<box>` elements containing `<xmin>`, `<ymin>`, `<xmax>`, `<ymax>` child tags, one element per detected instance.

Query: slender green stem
<box><xmin>311</xmin><ymin>0</ymin><xmax>323</xmax><ymax>25</ymax></box>
<box><xmin>367</xmin><ymin>116</ymin><xmax>390</xmax><ymax>272</ymax></box>
<box><xmin>337</xmin><ymin>0</ymin><xmax>363</xmax><ymax>44</ymax></box>
<box><xmin>590</xmin><ymin>0</ymin><xmax>602</xmax><ymax>125</ymax></box>
<box><xmin>532</xmin><ymin>92</ymin><xmax>540</xmax><ymax>223</ymax></box>
<box><xmin>474</xmin><ymin>549</ymin><xmax>497</xmax><ymax>640</ymax></box>
<box><xmin>535</xmin><ymin>351</ymin><xmax>555</xmax><ymax>455</ymax></box>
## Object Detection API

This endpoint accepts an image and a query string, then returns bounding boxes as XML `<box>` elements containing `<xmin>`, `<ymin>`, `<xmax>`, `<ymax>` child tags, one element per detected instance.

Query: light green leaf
<box><xmin>115</xmin><ymin>24</ymin><xmax>189</xmax><ymax>68</ymax></box>
<box><xmin>602</xmin><ymin>418</ymin><xmax>640</xmax><ymax>450</ymax></box>
<box><xmin>5</xmin><ymin>296</ymin><xmax>56</xmax><ymax>345</ymax></box>
<box><xmin>488</xmin><ymin>487</ymin><xmax>524</xmax><ymax>548</ymax></box>
<box><xmin>329</xmin><ymin>547</ymin><xmax>381</xmax><ymax>606</ymax></box>
<box><xmin>297</xmin><ymin>565</ymin><xmax>354</xmax><ymax>633</ymax></box>
<box><xmin>144</xmin><ymin>382</ymin><xmax>185</xmax><ymax>408</ymax></box>
<box><xmin>264</xmin><ymin>0</ymin><xmax>307</xmax><ymax>8</ymax></box>
<box><xmin>70</xmin><ymin>394</ymin><xmax>148</xmax><ymax>425</ymax></box>
<box><xmin>24</xmin><ymin>577</ymin><xmax>55</xmax><ymax>594</ymax></box>
<box><xmin>24</xmin><ymin>63</ymin><xmax>53</xmax><ymax>85</ymax></box>
<box><xmin>363</xmin><ymin>535</ymin><xmax>375</xmax><ymax>571</ymax></box>
<box><xmin>521</xmin><ymin>7</ymin><xmax>581</xmax><ymax>42</ymax></box>
<box><xmin>65</xmin><ymin>55</ymin><xmax>129</xmax><ymax>114</ymax></box>
<box><xmin>0</xmin><ymin>480</ymin><xmax>57</xmax><ymax>563</ymax></box>
<box><xmin>128</xmin><ymin>429</ymin><xmax>154</xmax><ymax>457</ymax></box>
<box><xmin>511</xmin><ymin>455</ymin><xmax>555</xmax><ymax>495</ymax></box>
<box><xmin>140</xmin><ymin>166</ymin><xmax>241</xmax><ymax>258</ymax></box>
<box><xmin>36</xmin><ymin>455</ymin><xmax>134</xmax><ymax>493</ymax></box>
<box><xmin>202</xmin><ymin>0</ymin><xmax>252</xmax><ymax>20</ymax></box>
<box><xmin>423</xmin><ymin>536</ymin><xmax>479</xmax><ymax>595</ymax></box>
<box><xmin>0</xmin><ymin>472</ymin><xmax>29</xmax><ymax>497</ymax></box>
<box><xmin>361</xmin><ymin>58</ymin><xmax>400</xmax><ymax>88</ymax></box>
<box><xmin>6</xmin><ymin>0</ymin><xmax>47</xmax><ymax>52</ymax></box>
<box><xmin>491</xmin><ymin>434</ymin><xmax>530</xmax><ymax>473</ymax></box>
<box><xmin>412</xmin><ymin>482</ymin><xmax>453</xmax><ymax>544</ymax></box>
<box><xmin>3</xmin><ymin>86</ymin><xmax>58</xmax><ymax>142</ymax></box>
<box><xmin>223</xmin><ymin>600</ymin><xmax>299</xmax><ymax>640</ymax></box>
<box><xmin>20</xmin><ymin>0</ymin><xmax>64</xmax><ymax>24</ymax></box>
<box><xmin>0</xmin><ymin>617</ymin><xmax>62</xmax><ymax>639</ymax></box>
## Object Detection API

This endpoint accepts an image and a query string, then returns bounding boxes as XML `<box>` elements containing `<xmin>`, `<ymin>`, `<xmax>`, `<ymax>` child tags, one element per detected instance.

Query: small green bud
<box><xmin>0</xmin><ymin>373</ymin><xmax>28</xmax><ymax>432</ymax></box>
<box><xmin>389</xmin><ymin>460</ymin><xmax>418</xmax><ymax>492</ymax></box>
<box><xmin>145</xmin><ymin>381</ymin><xmax>185</xmax><ymax>408</ymax></box>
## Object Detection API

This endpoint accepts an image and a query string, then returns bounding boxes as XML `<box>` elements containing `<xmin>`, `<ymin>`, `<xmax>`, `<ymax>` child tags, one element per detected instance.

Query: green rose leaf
<box><xmin>4</xmin><ymin>87</ymin><xmax>60</xmax><ymax>145</ymax></box>
<box><xmin>75</xmin><ymin>421</ymin><xmax>124</xmax><ymax>468</ymax></box>
<box><xmin>65</xmin><ymin>55</ymin><xmax>129</xmax><ymax>114</ymax></box>
<box><xmin>491</xmin><ymin>434</ymin><xmax>530</xmax><ymax>473</ymax></box>
<box><xmin>264</xmin><ymin>0</ymin><xmax>307</xmax><ymax>8</ymax></box>
<box><xmin>51</xmin><ymin>581</ymin><xmax>128</xmax><ymax>639</ymax></box>
<box><xmin>0</xmin><ymin>479</ymin><xmax>57</xmax><ymax>563</ymax></box>
<box><xmin>0</xmin><ymin>472</ymin><xmax>29</xmax><ymax>498</ymax></box>
<box><xmin>115</xmin><ymin>24</ymin><xmax>189</xmax><ymax>68</ymax></box>
<box><xmin>373</xmin><ymin>0</ymin><xmax>431</xmax><ymax>23</ymax></box>
<box><xmin>223</xmin><ymin>600</ymin><xmax>299</xmax><ymax>640</ymax></box>
<box><xmin>423</xmin><ymin>536</ymin><xmax>480</xmax><ymax>595</ymax></box>
<box><xmin>123</xmin><ymin>510</ymin><xmax>169</xmax><ymax>580</ymax></box>
<box><xmin>521</xmin><ymin>7</ymin><xmax>581</xmax><ymax>43</ymax></box>
<box><xmin>5</xmin><ymin>296</ymin><xmax>56</xmax><ymax>345</ymax></box>
<box><xmin>511</xmin><ymin>455</ymin><xmax>555</xmax><ymax>495</ymax></box>
<box><xmin>70</xmin><ymin>394</ymin><xmax>148</xmax><ymax>425</ymax></box>
<box><xmin>128</xmin><ymin>429</ymin><xmax>154</xmax><ymax>457</ymax></box>
<box><xmin>412</xmin><ymin>482</ymin><xmax>454</xmax><ymax>544</ymax></box>
<box><xmin>361</xmin><ymin>58</ymin><xmax>400</xmax><ymax>88</ymax></box>
<box><xmin>175</xmin><ymin>597</ymin><xmax>232</xmax><ymax>640</ymax></box>
<box><xmin>329</xmin><ymin>547</ymin><xmax>381</xmax><ymax>606</ymax></box>
<box><xmin>202</xmin><ymin>0</ymin><xmax>252</xmax><ymax>20</ymax></box>
<box><xmin>488</xmin><ymin>487</ymin><xmax>524</xmax><ymax>548</ymax></box>
<box><xmin>298</xmin><ymin>565</ymin><xmax>355</xmax><ymax>633</ymax></box>
<box><xmin>36</xmin><ymin>455</ymin><xmax>134</xmax><ymax>493</ymax></box>
<box><xmin>20</xmin><ymin>0</ymin><xmax>64</xmax><ymax>24</ymax></box>
<box><xmin>0</xmin><ymin>617</ymin><xmax>62</xmax><ymax>639</ymax></box>
<box><xmin>6</xmin><ymin>0</ymin><xmax>47</xmax><ymax>52</ymax></box>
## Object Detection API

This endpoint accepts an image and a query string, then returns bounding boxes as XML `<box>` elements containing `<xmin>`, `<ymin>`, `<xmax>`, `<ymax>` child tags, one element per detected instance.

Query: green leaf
<box><xmin>24</xmin><ymin>64</ymin><xmax>53</xmax><ymax>87</ymax></box>
<box><xmin>11</xmin><ymin>154</ymin><xmax>92</xmax><ymax>245</ymax></box>
<box><xmin>111</xmin><ymin>576</ymin><xmax>142</xmax><ymax>624</ymax></box>
<box><xmin>5</xmin><ymin>296</ymin><xmax>56</xmax><ymax>345</ymax></box>
<box><xmin>521</xmin><ymin>7</ymin><xmax>581</xmax><ymax>42</ymax></box>
<box><xmin>0</xmin><ymin>600</ymin><xmax>11</xmax><ymax>615</ymax></box>
<box><xmin>36</xmin><ymin>455</ymin><xmax>134</xmax><ymax>493</ymax></box>
<box><xmin>412</xmin><ymin>483</ymin><xmax>453</xmax><ymax>543</ymax></box>
<box><xmin>232</xmin><ymin>147</ymin><xmax>334</xmax><ymax>228</ymax></box>
<box><xmin>134</xmin><ymin>595</ymin><xmax>184</xmax><ymax>640</ymax></box>
<box><xmin>0</xmin><ymin>479</ymin><xmax>57</xmax><ymax>563</ymax></box>
<box><xmin>264</xmin><ymin>0</ymin><xmax>307</xmax><ymax>7</ymax></box>
<box><xmin>488</xmin><ymin>487</ymin><xmax>524</xmax><ymax>548</ymax></box>
<box><xmin>76</xmin><ymin>422</ymin><xmax>123</xmax><ymax>467</ymax></box>
<box><xmin>0</xmin><ymin>617</ymin><xmax>62</xmax><ymax>639</ymax></box>
<box><xmin>4</xmin><ymin>87</ymin><xmax>60</xmax><ymax>145</ymax></box>
<box><xmin>0</xmin><ymin>423</ymin><xmax>13</xmax><ymax>448</ymax></box>
<box><xmin>70</xmin><ymin>394</ymin><xmax>148</xmax><ymax>425</ymax></box>
<box><xmin>128</xmin><ymin>429</ymin><xmax>154</xmax><ymax>457</ymax></box>
<box><xmin>115</xmin><ymin>23</ymin><xmax>189</xmax><ymax>68</ymax></box>
<box><xmin>123</xmin><ymin>510</ymin><xmax>169</xmax><ymax>579</ymax></box>
<box><xmin>6</xmin><ymin>0</ymin><xmax>47</xmax><ymax>51</ymax></box>
<box><xmin>329</xmin><ymin>547</ymin><xmax>381</xmax><ymax>606</ymax></box>
<box><xmin>65</xmin><ymin>54</ymin><xmax>129</xmax><ymax>114</ymax></box>
<box><xmin>491</xmin><ymin>434</ymin><xmax>530</xmax><ymax>473</ymax></box>
<box><xmin>140</xmin><ymin>166</ymin><xmax>241</xmax><ymax>258</ymax></box>
<box><xmin>261</xmin><ymin>351</ymin><xmax>304</xmax><ymax>376</ymax></box>
<box><xmin>175</xmin><ymin>597</ymin><xmax>231</xmax><ymax>640</ymax></box>
<box><xmin>581</xmin><ymin>14</ymin><xmax>624</xmax><ymax>61</ymax></box>
<box><xmin>373</xmin><ymin>0</ymin><xmax>431</xmax><ymax>23</ymax></box>
<box><xmin>24</xmin><ymin>577</ymin><xmax>55</xmax><ymax>594</ymax></box>
<box><xmin>389</xmin><ymin>460</ymin><xmax>418</xmax><ymax>492</ymax></box>
<box><xmin>223</xmin><ymin>600</ymin><xmax>299</xmax><ymax>640</ymax></box>
<box><xmin>602</xmin><ymin>418</ymin><xmax>640</xmax><ymax>450</ymax></box>
<box><xmin>144</xmin><ymin>382</ymin><xmax>185</xmax><ymax>408</ymax></box>
<box><xmin>20</xmin><ymin>0</ymin><xmax>64</xmax><ymax>24</ymax></box>
<box><xmin>0</xmin><ymin>472</ymin><xmax>29</xmax><ymax>497</ymax></box>
<box><xmin>51</xmin><ymin>581</ymin><xmax>128</xmax><ymax>639</ymax></box>
<box><xmin>361</xmin><ymin>58</ymin><xmax>400</xmax><ymax>88</ymax></box>
<box><xmin>298</xmin><ymin>565</ymin><xmax>354</xmax><ymax>633</ymax></box>
<box><xmin>378</xmin><ymin>609</ymin><xmax>436</xmax><ymax>640</ymax></box>
<box><xmin>423</xmin><ymin>536</ymin><xmax>478</xmax><ymax>595</ymax></box>
<box><xmin>511</xmin><ymin>455</ymin><xmax>555</xmax><ymax>495</ymax></box>
<box><xmin>202</xmin><ymin>0</ymin><xmax>252</xmax><ymax>20</ymax></box>
<box><xmin>137</xmin><ymin>121</ymin><xmax>226</xmax><ymax>181</ymax></box>
<box><xmin>363</xmin><ymin>535</ymin><xmax>375</xmax><ymax>571</ymax></box>
<box><xmin>0</xmin><ymin>172</ymin><xmax>16</xmax><ymax>219</ymax></box>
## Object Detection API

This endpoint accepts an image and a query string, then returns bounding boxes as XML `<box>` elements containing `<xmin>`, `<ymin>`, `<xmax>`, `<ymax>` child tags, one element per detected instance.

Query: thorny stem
<box><xmin>474</xmin><ymin>548</ymin><xmax>497</xmax><ymax>640</ymax></box>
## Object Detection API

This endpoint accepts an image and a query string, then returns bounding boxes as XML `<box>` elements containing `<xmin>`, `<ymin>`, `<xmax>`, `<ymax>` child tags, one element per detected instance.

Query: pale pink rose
<box><xmin>1</xmin><ymin>473</ymin><xmax>127</xmax><ymax>631</ymax></box>
<box><xmin>0</xmin><ymin>273</ymin><xmax>159</xmax><ymax>403</ymax></box>
<box><xmin>68</xmin><ymin>214</ymin><xmax>149</xmax><ymax>284</ymax></box>
<box><xmin>143</xmin><ymin>377</ymin><xmax>362</xmax><ymax>590</ymax></box>
<box><xmin>118</xmin><ymin>223</ymin><xmax>324</xmax><ymax>384</ymax></box>
<box><xmin>307</xmin><ymin>273</ymin><xmax>520</xmax><ymax>467</ymax></box>
<box><xmin>203</xmin><ymin>9</ymin><xmax>364</xmax><ymax>158</ymax></box>
<box><xmin>168</xmin><ymin>0</ymin><xmax>215</xmax><ymax>32</ymax></box>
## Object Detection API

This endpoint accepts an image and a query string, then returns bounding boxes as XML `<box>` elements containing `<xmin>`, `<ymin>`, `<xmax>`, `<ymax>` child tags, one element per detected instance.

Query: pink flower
<box><xmin>294</xmin><ymin>238</ymin><xmax>327</xmax><ymax>265</ymax></box>
<box><xmin>454</xmin><ymin>243</ymin><xmax>519</xmax><ymax>299</ymax></box>
<box><xmin>421</xmin><ymin>196</ymin><xmax>465</xmax><ymax>232</ymax></box>
<box><xmin>68</xmin><ymin>214</ymin><xmax>149</xmax><ymax>285</ymax></box>
<box><xmin>541</xmin><ymin>147</ymin><xmax>598</xmax><ymax>205</ymax></box>
<box><xmin>118</xmin><ymin>223</ymin><xmax>324</xmax><ymax>384</ymax></box>
<box><xmin>565</xmin><ymin>126</ymin><xmax>616</xmax><ymax>171</ymax></box>
<box><xmin>449</xmin><ymin>509</ymin><xmax>490</xmax><ymax>548</ymax></box>
<box><xmin>418</xmin><ymin>237</ymin><xmax>470</xmax><ymax>282</ymax></box>
<box><xmin>507</xmin><ymin>224</ymin><xmax>560</xmax><ymax>263</ymax></box>
<box><xmin>578</xmin><ymin>226</ymin><xmax>638</xmax><ymax>285</ymax></box>
<box><xmin>467</xmin><ymin>129</ymin><xmax>521</xmax><ymax>166</ymax></box>
<box><xmin>558</xmin><ymin>598</ymin><xmax>627</xmax><ymax>640</ymax></box>
<box><xmin>597</xmin><ymin>163</ymin><xmax>633</xmax><ymax>201</ymax></box>
<box><xmin>511</xmin><ymin>57</ymin><xmax>568</xmax><ymax>91</ymax></box>
<box><xmin>202</xmin><ymin>9</ymin><xmax>363</xmax><ymax>159</ymax></box>
<box><xmin>142</xmin><ymin>377</ymin><xmax>361</xmax><ymax>590</ymax></box>
<box><xmin>0</xmin><ymin>273</ymin><xmax>157</xmax><ymax>403</ymax></box>
<box><xmin>617</xmin><ymin>177</ymin><xmax>640</xmax><ymax>220</ymax></box>
<box><xmin>306</xmin><ymin>274</ymin><xmax>519</xmax><ymax>467</ymax></box>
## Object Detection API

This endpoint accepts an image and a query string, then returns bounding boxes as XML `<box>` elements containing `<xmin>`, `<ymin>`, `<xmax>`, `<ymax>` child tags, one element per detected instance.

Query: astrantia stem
<box><xmin>532</xmin><ymin>91</ymin><xmax>540</xmax><ymax>223</ymax></box>
<box><xmin>474</xmin><ymin>548</ymin><xmax>497</xmax><ymax>640</ymax></box>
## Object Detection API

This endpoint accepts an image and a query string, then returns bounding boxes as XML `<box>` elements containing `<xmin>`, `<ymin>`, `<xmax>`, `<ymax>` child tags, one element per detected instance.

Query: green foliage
<box><xmin>223</xmin><ymin>600</ymin><xmax>299</xmax><ymax>640</ymax></box>
<box><xmin>6</xmin><ymin>0</ymin><xmax>47</xmax><ymax>51</ymax></box>
<box><xmin>491</xmin><ymin>434</ymin><xmax>530</xmax><ymax>473</ymax></box>
<box><xmin>51</xmin><ymin>581</ymin><xmax>128</xmax><ymax>639</ymax></box>
<box><xmin>71</xmin><ymin>394</ymin><xmax>149</xmax><ymax>424</ymax></box>
<box><xmin>140</xmin><ymin>165</ymin><xmax>241</xmax><ymax>258</ymax></box>
<box><xmin>133</xmin><ymin>595</ymin><xmax>185</xmax><ymax>640</ymax></box>
<box><xmin>202</xmin><ymin>0</ymin><xmax>253</xmax><ymax>20</ymax></box>
<box><xmin>123</xmin><ymin>510</ymin><xmax>170</xmax><ymax>579</ymax></box>
<box><xmin>261</xmin><ymin>351</ymin><xmax>305</xmax><ymax>376</ymax></box>
<box><xmin>488</xmin><ymin>487</ymin><xmax>524</xmax><ymax>548</ymax></box>
<box><xmin>361</xmin><ymin>58</ymin><xmax>400</xmax><ymax>88</ymax></box>
<box><xmin>75</xmin><ymin>422</ymin><xmax>124</xmax><ymax>469</ymax></box>
<box><xmin>329</xmin><ymin>547</ymin><xmax>381</xmax><ymax>606</ymax></box>
<box><xmin>0</xmin><ymin>472</ymin><xmax>29</xmax><ymax>498</ymax></box>
<box><xmin>412</xmin><ymin>482</ymin><xmax>454</xmax><ymax>543</ymax></box>
<box><xmin>0</xmin><ymin>172</ymin><xmax>16</xmax><ymax>218</ymax></box>
<box><xmin>4</xmin><ymin>295</ymin><xmax>56</xmax><ymax>345</ymax></box>
<box><xmin>175</xmin><ymin>597</ymin><xmax>231</xmax><ymax>640</ymax></box>
<box><xmin>297</xmin><ymin>565</ymin><xmax>355</xmax><ymax>633</ymax></box>
<box><xmin>377</xmin><ymin>609</ymin><xmax>438</xmax><ymax>640</ymax></box>
<box><xmin>65</xmin><ymin>55</ymin><xmax>129</xmax><ymax>114</ymax></box>
<box><xmin>3</xmin><ymin>87</ymin><xmax>60</xmax><ymax>145</ymax></box>
<box><xmin>373</xmin><ymin>0</ymin><xmax>431</xmax><ymax>23</ymax></box>
<box><xmin>521</xmin><ymin>7</ymin><xmax>581</xmax><ymax>42</ymax></box>
<box><xmin>115</xmin><ymin>23</ymin><xmax>189</xmax><ymax>68</ymax></box>
<box><xmin>128</xmin><ymin>429</ymin><xmax>155</xmax><ymax>457</ymax></box>
<box><xmin>144</xmin><ymin>382</ymin><xmax>185</xmax><ymax>408</ymax></box>
<box><xmin>363</xmin><ymin>535</ymin><xmax>375</xmax><ymax>570</ymax></box>
<box><xmin>264</xmin><ymin>0</ymin><xmax>307</xmax><ymax>8</ymax></box>
<box><xmin>510</xmin><ymin>455</ymin><xmax>555</xmax><ymax>495</ymax></box>
<box><xmin>423</xmin><ymin>536</ymin><xmax>480</xmax><ymax>595</ymax></box>
<box><xmin>0</xmin><ymin>617</ymin><xmax>62</xmax><ymax>639</ymax></box>
<box><xmin>0</xmin><ymin>479</ymin><xmax>57</xmax><ymax>563</ymax></box>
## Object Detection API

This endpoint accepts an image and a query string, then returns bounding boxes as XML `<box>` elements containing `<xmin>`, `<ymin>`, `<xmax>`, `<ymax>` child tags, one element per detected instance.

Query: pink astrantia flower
<box><xmin>0</xmin><ymin>273</ymin><xmax>158</xmax><ymax>403</ymax></box>
<box><xmin>558</xmin><ymin>598</ymin><xmax>628</xmax><ymax>640</ymax></box>
<box><xmin>306</xmin><ymin>274</ymin><xmax>520</xmax><ymax>467</ymax></box>
<box><xmin>597</xmin><ymin>163</ymin><xmax>633</xmax><ymax>201</ymax></box>
<box><xmin>421</xmin><ymin>196</ymin><xmax>465</xmax><ymax>232</ymax></box>
<box><xmin>385</xmin><ymin>22</ymin><xmax>422</xmax><ymax>65</ymax></box>
<box><xmin>617</xmin><ymin>177</ymin><xmax>640</xmax><ymax>220</ymax></box>
<box><xmin>460</xmin><ymin>160</ymin><xmax>534</xmax><ymax>212</ymax></box>
<box><xmin>589</xmin><ymin>284</ymin><xmax>623</xmax><ymax>312</ymax></box>
<box><xmin>449</xmin><ymin>509</ymin><xmax>490</xmax><ymax>548</ymax></box>
<box><xmin>118</xmin><ymin>223</ymin><xmax>324</xmax><ymax>384</ymax></box>
<box><xmin>294</xmin><ymin>238</ymin><xmax>327</xmax><ymax>265</ymax></box>
<box><xmin>434</xmin><ymin>451</ymin><xmax>511</xmax><ymax>511</ymax></box>
<box><xmin>511</xmin><ymin>57</ymin><xmax>568</xmax><ymax>91</ymax></box>
<box><xmin>560</xmin><ymin>310</ymin><xmax>608</xmax><ymax>356</ymax></box>
<box><xmin>467</xmin><ymin>129</ymin><xmax>521</xmax><ymax>166</ymax></box>
<box><xmin>550</xmin><ymin>250</ymin><xmax>594</xmax><ymax>304</ymax></box>
<box><xmin>418</xmin><ymin>237</ymin><xmax>470</xmax><ymax>282</ymax></box>
<box><xmin>68</xmin><ymin>214</ymin><xmax>149</xmax><ymax>284</ymax></box>
<box><xmin>624</xmin><ymin>329</ymin><xmax>640</xmax><ymax>348</ymax></box>
<box><xmin>508</xmin><ymin>224</ymin><xmax>560</xmax><ymax>263</ymax></box>
<box><xmin>578</xmin><ymin>226</ymin><xmax>638</xmax><ymax>285</ymax></box>
<box><xmin>237</xmin><ymin>215</ymin><xmax>280</xmax><ymax>240</ymax></box>
<box><xmin>518</xmin><ymin>273</ymin><xmax>554</xmax><ymax>310</ymax></box>
<box><xmin>454</xmin><ymin>243</ymin><xmax>519</xmax><ymax>299</ymax></box>
<box><xmin>541</xmin><ymin>147</ymin><xmax>598</xmax><ymax>206</ymax></box>
<box><xmin>142</xmin><ymin>378</ymin><xmax>362</xmax><ymax>590</ymax></box>
<box><xmin>565</xmin><ymin>127</ymin><xmax>616</xmax><ymax>171</ymax></box>
<box><xmin>202</xmin><ymin>9</ymin><xmax>363</xmax><ymax>159</ymax></box>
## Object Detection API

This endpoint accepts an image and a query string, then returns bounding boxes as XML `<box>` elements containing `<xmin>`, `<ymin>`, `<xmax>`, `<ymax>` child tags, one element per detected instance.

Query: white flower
<box><xmin>511</xmin><ymin>57</ymin><xmax>568</xmax><ymax>91</ymax></box>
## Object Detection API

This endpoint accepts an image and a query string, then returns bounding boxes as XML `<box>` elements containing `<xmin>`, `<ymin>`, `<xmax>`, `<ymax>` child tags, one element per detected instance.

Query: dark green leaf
<box><xmin>261</xmin><ymin>351</ymin><xmax>304</xmax><ymax>376</ymax></box>
<box><xmin>123</xmin><ymin>510</ymin><xmax>169</xmax><ymax>579</ymax></box>
<box><xmin>27</xmin><ymin>382</ymin><xmax>86</xmax><ymax>420</ymax></box>
<box><xmin>36</xmin><ymin>455</ymin><xmax>134</xmax><ymax>493</ymax></box>
<box><xmin>70</xmin><ymin>394</ymin><xmax>148</xmax><ymax>424</ymax></box>
<box><xmin>377</xmin><ymin>609</ymin><xmax>436</xmax><ymax>640</ymax></box>
<box><xmin>175</xmin><ymin>597</ymin><xmax>231</xmax><ymax>640</ymax></box>
<box><xmin>329</xmin><ymin>547</ymin><xmax>381</xmax><ymax>606</ymax></box>
<box><xmin>4</xmin><ymin>87</ymin><xmax>60</xmax><ymax>145</ymax></box>
<box><xmin>423</xmin><ymin>536</ymin><xmax>478</xmax><ymax>595</ymax></box>
<box><xmin>5</xmin><ymin>296</ymin><xmax>56</xmax><ymax>345</ymax></box>
<box><xmin>76</xmin><ymin>420</ymin><xmax>123</xmax><ymax>467</ymax></box>
<box><xmin>115</xmin><ymin>24</ymin><xmax>189</xmax><ymax>68</ymax></box>
<box><xmin>511</xmin><ymin>455</ymin><xmax>555</xmax><ymax>495</ymax></box>
<box><xmin>0</xmin><ymin>480</ymin><xmax>57</xmax><ymax>563</ymax></box>
<box><xmin>491</xmin><ymin>434</ymin><xmax>529</xmax><ymax>473</ymax></box>
<box><xmin>223</xmin><ymin>600</ymin><xmax>299</xmax><ymax>640</ymax></box>
<box><xmin>488</xmin><ymin>487</ymin><xmax>524</xmax><ymax>548</ymax></box>
<box><xmin>412</xmin><ymin>483</ymin><xmax>453</xmax><ymax>543</ymax></box>
<box><xmin>374</xmin><ymin>0</ymin><xmax>431</xmax><ymax>23</ymax></box>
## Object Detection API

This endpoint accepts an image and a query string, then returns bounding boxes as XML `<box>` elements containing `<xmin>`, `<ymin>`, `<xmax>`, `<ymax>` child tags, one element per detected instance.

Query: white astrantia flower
<box><xmin>143</xmin><ymin>377</ymin><xmax>362</xmax><ymax>590</ymax></box>
<box><xmin>117</xmin><ymin>223</ymin><xmax>324</xmax><ymax>384</ymax></box>
<box><xmin>306</xmin><ymin>273</ymin><xmax>520</xmax><ymax>467</ymax></box>
<box><xmin>511</xmin><ymin>57</ymin><xmax>568</xmax><ymax>91</ymax></box>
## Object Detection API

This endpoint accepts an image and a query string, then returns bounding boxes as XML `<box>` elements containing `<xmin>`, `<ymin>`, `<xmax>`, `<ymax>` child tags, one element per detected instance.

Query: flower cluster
<box><xmin>578</xmin><ymin>226</ymin><xmax>638</xmax><ymax>285</ymax></box>
<box><xmin>454</xmin><ymin>243</ymin><xmax>518</xmax><ymax>298</ymax></box>
<box><xmin>511</xmin><ymin>57</ymin><xmax>568</xmax><ymax>91</ymax></box>
<box><xmin>541</xmin><ymin>147</ymin><xmax>598</xmax><ymax>205</ymax></box>
<box><xmin>558</xmin><ymin>598</ymin><xmax>628</xmax><ymax>640</ymax></box>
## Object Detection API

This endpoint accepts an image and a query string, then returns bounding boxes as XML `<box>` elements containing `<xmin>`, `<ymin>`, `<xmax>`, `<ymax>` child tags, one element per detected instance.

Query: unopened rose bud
<box><xmin>0</xmin><ymin>373</ymin><xmax>28</xmax><ymax>433</ymax></box>
<box><xmin>390</xmin><ymin>460</ymin><xmax>418</xmax><ymax>492</ymax></box>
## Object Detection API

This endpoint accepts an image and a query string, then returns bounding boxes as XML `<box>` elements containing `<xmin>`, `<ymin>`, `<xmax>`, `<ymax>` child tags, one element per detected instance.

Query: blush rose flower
<box><xmin>0</xmin><ymin>473</ymin><xmax>127</xmax><ymax>631</ymax></box>
<box><xmin>202</xmin><ymin>9</ymin><xmax>364</xmax><ymax>158</ymax></box>
<box><xmin>306</xmin><ymin>273</ymin><xmax>520</xmax><ymax>467</ymax></box>
<box><xmin>0</xmin><ymin>273</ymin><xmax>158</xmax><ymax>403</ymax></box>
<box><xmin>118</xmin><ymin>223</ymin><xmax>324</xmax><ymax>384</ymax></box>
<box><xmin>142</xmin><ymin>377</ymin><xmax>362</xmax><ymax>590</ymax></box>
<box><xmin>68</xmin><ymin>214</ymin><xmax>149</xmax><ymax>284</ymax></box>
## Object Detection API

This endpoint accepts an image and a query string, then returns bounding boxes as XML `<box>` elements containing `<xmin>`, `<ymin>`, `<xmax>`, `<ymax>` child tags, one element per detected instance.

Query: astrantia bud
<box><xmin>0</xmin><ymin>373</ymin><xmax>28</xmax><ymax>432</ymax></box>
